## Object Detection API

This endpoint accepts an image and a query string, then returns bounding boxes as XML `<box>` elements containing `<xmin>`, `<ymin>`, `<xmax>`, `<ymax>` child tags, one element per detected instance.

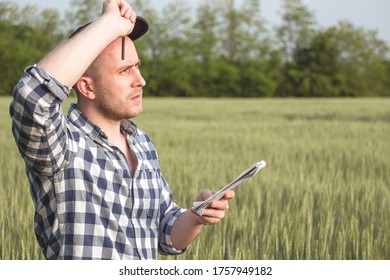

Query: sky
<box><xmin>6</xmin><ymin>0</ymin><xmax>390</xmax><ymax>45</ymax></box>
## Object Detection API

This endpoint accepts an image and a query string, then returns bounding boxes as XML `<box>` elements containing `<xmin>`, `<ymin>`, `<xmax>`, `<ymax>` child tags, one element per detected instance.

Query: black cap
<box><xmin>69</xmin><ymin>16</ymin><xmax>149</xmax><ymax>41</ymax></box>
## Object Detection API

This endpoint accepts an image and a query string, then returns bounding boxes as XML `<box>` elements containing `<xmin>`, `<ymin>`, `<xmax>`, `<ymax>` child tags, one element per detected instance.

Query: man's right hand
<box><xmin>102</xmin><ymin>0</ymin><xmax>137</xmax><ymax>38</ymax></box>
<box><xmin>37</xmin><ymin>0</ymin><xmax>138</xmax><ymax>87</ymax></box>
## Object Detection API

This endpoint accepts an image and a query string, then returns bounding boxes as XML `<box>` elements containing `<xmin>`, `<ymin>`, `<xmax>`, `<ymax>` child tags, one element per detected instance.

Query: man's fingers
<box><xmin>196</xmin><ymin>189</ymin><xmax>213</xmax><ymax>201</ymax></box>
<box><xmin>200</xmin><ymin>209</ymin><xmax>226</xmax><ymax>225</ymax></box>
<box><xmin>105</xmin><ymin>0</ymin><xmax>136</xmax><ymax>22</ymax></box>
<box><xmin>209</xmin><ymin>199</ymin><xmax>229</xmax><ymax>211</ymax></box>
<box><xmin>122</xmin><ymin>6</ymin><xmax>136</xmax><ymax>21</ymax></box>
<box><xmin>130</xmin><ymin>12</ymin><xmax>137</xmax><ymax>23</ymax></box>
<box><xmin>118</xmin><ymin>1</ymin><xmax>136</xmax><ymax>20</ymax></box>
<box><xmin>223</xmin><ymin>190</ymin><xmax>235</xmax><ymax>200</ymax></box>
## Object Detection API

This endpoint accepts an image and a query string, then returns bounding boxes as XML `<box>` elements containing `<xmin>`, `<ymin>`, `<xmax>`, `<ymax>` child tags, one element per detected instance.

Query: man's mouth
<box><xmin>131</xmin><ymin>94</ymin><xmax>142</xmax><ymax>100</ymax></box>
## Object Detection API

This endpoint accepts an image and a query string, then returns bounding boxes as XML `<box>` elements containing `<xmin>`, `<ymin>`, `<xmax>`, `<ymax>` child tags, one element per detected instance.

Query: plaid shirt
<box><xmin>10</xmin><ymin>65</ymin><xmax>186</xmax><ymax>260</ymax></box>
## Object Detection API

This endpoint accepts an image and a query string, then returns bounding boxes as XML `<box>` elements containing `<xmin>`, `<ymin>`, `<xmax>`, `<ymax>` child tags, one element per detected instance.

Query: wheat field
<box><xmin>0</xmin><ymin>97</ymin><xmax>389</xmax><ymax>260</ymax></box>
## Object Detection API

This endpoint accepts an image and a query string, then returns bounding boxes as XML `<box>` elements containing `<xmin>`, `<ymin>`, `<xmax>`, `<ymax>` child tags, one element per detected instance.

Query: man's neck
<box><xmin>77</xmin><ymin>102</ymin><xmax>122</xmax><ymax>142</ymax></box>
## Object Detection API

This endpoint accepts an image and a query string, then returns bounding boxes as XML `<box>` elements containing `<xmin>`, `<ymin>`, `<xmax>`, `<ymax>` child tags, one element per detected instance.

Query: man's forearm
<box><xmin>170</xmin><ymin>210</ymin><xmax>205</xmax><ymax>250</ymax></box>
<box><xmin>37</xmin><ymin>15</ymin><xmax>118</xmax><ymax>87</ymax></box>
<box><xmin>170</xmin><ymin>190</ymin><xmax>235</xmax><ymax>250</ymax></box>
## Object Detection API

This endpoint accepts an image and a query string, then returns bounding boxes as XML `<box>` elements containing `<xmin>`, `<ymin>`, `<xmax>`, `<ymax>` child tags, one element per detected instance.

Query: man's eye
<box><xmin>120</xmin><ymin>62</ymin><xmax>141</xmax><ymax>74</ymax></box>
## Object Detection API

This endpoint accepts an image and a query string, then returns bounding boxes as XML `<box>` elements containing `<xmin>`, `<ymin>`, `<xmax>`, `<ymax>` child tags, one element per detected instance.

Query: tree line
<box><xmin>1</xmin><ymin>0</ymin><xmax>389</xmax><ymax>97</ymax></box>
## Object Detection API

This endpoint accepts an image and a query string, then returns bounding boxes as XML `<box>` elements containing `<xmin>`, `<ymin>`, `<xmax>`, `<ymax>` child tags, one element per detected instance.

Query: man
<box><xmin>10</xmin><ymin>0</ymin><xmax>234</xmax><ymax>260</ymax></box>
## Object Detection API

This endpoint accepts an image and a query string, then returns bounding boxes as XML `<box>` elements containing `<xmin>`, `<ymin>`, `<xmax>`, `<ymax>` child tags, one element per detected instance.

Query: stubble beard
<box><xmin>95</xmin><ymin>84</ymin><xmax>141</xmax><ymax>121</ymax></box>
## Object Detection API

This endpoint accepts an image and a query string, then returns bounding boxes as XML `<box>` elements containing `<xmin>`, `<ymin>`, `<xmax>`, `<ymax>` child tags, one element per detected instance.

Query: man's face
<box><xmin>91</xmin><ymin>37</ymin><xmax>146</xmax><ymax>121</ymax></box>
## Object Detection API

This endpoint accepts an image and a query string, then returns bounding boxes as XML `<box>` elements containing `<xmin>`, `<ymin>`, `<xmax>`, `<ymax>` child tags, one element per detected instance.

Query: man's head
<box><xmin>71</xmin><ymin>17</ymin><xmax>149</xmax><ymax>121</ymax></box>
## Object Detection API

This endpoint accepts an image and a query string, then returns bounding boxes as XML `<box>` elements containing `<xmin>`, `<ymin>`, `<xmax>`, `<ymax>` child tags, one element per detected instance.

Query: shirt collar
<box><xmin>67</xmin><ymin>104</ymin><xmax>138</xmax><ymax>140</ymax></box>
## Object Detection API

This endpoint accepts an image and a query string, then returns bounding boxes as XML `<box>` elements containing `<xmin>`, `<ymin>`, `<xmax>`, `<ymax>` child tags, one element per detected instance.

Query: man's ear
<box><xmin>75</xmin><ymin>76</ymin><xmax>96</xmax><ymax>100</ymax></box>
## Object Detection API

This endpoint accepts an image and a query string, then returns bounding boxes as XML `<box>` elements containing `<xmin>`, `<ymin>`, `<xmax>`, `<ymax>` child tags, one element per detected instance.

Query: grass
<box><xmin>0</xmin><ymin>96</ymin><xmax>389</xmax><ymax>260</ymax></box>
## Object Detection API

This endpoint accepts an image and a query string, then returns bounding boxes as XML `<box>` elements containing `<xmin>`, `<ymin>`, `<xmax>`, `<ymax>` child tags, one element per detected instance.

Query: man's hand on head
<box><xmin>102</xmin><ymin>0</ymin><xmax>137</xmax><ymax>37</ymax></box>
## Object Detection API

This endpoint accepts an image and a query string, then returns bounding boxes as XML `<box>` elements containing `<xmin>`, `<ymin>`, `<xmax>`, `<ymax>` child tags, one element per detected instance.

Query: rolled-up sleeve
<box><xmin>158</xmin><ymin>175</ymin><xmax>188</xmax><ymax>255</ymax></box>
<box><xmin>10</xmin><ymin>65</ymin><xmax>73</xmax><ymax>175</ymax></box>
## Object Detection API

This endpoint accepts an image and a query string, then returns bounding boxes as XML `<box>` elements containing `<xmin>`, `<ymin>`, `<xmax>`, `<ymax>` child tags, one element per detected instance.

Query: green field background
<box><xmin>1</xmin><ymin>97</ymin><xmax>389</xmax><ymax>260</ymax></box>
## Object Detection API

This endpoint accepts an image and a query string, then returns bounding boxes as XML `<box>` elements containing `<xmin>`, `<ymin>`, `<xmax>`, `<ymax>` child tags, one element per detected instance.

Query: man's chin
<box><xmin>128</xmin><ymin>106</ymin><xmax>143</xmax><ymax>119</ymax></box>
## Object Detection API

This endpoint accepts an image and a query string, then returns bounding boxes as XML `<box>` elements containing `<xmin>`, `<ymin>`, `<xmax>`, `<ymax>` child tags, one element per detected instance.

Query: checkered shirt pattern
<box><xmin>10</xmin><ymin>65</ymin><xmax>187</xmax><ymax>260</ymax></box>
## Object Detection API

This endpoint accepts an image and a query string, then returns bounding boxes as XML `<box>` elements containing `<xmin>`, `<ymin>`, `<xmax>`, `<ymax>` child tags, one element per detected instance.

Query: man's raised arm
<box><xmin>37</xmin><ymin>0</ymin><xmax>136</xmax><ymax>87</ymax></box>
